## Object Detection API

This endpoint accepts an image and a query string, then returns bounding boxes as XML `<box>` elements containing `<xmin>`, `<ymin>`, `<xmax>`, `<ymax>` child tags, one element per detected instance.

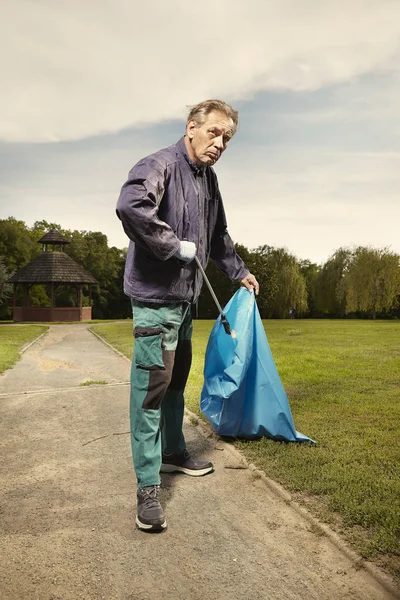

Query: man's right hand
<box><xmin>175</xmin><ymin>241</ymin><xmax>197</xmax><ymax>264</ymax></box>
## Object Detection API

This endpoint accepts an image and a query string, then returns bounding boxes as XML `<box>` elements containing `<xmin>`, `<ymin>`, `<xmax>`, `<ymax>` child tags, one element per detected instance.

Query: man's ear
<box><xmin>187</xmin><ymin>120</ymin><xmax>197</xmax><ymax>140</ymax></box>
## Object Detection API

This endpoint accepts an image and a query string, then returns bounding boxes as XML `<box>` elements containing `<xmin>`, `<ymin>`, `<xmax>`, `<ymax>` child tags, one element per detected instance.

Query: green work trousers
<box><xmin>130</xmin><ymin>300</ymin><xmax>193</xmax><ymax>488</ymax></box>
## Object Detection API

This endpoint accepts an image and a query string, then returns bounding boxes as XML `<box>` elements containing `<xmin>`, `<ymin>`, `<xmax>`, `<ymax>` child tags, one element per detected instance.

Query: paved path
<box><xmin>0</xmin><ymin>325</ymin><xmax>398</xmax><ymax>600</ymax></box>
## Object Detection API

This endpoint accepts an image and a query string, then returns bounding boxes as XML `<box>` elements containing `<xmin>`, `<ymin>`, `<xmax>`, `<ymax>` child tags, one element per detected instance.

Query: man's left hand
<box><xmin>240</xmin><ymin>273</ymin><xmax>259</xmax><ymax>295</ymax></box>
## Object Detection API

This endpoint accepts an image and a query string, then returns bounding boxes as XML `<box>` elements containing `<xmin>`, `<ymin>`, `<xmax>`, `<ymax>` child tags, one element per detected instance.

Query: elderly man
<box><xmin>116</xmin><ymin>99</ymin><xmax>259</xmax><ymax>532</ymax></box>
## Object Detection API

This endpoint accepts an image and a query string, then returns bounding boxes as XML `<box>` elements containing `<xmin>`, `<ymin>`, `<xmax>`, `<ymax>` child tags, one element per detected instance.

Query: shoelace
<box><xmin>139</xmin><ymin>486</ymin><xmax>160</xmax><ymax>509</ymax></box>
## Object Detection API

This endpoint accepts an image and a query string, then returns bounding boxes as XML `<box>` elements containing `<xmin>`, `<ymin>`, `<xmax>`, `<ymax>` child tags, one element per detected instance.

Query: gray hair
<box><xmin>187</xmin><ymin>99</ymin><xmax>239</xmax><ymax>134</ymax></box>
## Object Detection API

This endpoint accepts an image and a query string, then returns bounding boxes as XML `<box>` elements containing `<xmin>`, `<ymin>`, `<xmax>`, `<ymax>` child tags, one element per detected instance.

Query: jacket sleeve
<box><xmin>209</xmin><ymin>190</ymin><xmax>249</xmax><ymax>282</ymax></box>
<box><xmin>116</xmin><ymin>158</ymin><xmax>180</xmax><ymax>261</ymax></box>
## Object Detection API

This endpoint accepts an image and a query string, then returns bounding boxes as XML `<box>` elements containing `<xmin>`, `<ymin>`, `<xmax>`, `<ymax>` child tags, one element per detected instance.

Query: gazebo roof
<box><xmin>38</xmin><ymin>229</ymin><xmax>70</xmax><ymax>245</ymax></box>
<box><xmin>8</xmin><ymin>251</ymin><xmax>97</xmax><ymax>284</ymax></box>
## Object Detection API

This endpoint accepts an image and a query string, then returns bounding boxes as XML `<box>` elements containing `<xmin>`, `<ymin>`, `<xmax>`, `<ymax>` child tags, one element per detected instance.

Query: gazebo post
<box><xmin>50</xmin><ymin>283</ymin><xmax>55</xmax><ymax>307</ymax></box>
<box><xmin>77</xmin><ymin>285</ymin><xmax>82</xmax><ymax>308</ymax></box>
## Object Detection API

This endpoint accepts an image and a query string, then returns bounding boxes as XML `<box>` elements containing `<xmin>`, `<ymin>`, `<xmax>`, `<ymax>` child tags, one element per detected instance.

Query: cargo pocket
<box><xmin>134</xmin><ymin>327</ymin><xmax>165</xmax><ymax>370</ymax></box>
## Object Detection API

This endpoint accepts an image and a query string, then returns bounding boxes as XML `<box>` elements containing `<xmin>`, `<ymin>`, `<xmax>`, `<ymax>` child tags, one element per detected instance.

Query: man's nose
<box><xmin>214</xmin><ymin>135</ymin><xmax>224</xmax><ymax>149</ymax></box>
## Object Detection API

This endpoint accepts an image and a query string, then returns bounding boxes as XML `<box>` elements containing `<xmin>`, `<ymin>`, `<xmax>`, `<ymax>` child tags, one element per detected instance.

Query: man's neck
<box><xmin>184</xmin><ymin>135</ymin><xmax>200</xmax><ymax>166</ymax></box>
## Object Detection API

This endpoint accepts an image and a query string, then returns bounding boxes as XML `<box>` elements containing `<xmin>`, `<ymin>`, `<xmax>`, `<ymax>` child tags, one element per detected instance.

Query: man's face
<box><xmin>186</xmin><ymin>110</ymin><xmax>235</xmax><ymax>167</ymax></box>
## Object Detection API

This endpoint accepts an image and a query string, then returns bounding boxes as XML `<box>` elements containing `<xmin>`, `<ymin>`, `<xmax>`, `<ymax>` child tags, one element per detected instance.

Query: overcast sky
<box><xmin>1</xmin><ymin>0</ymin><xmax>399</xmax><ymax>264</ymax></box>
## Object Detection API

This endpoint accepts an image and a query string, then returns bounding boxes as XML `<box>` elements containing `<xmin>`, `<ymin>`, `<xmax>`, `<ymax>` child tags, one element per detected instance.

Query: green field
<box><xmin>0</xmin><ymin>325</ymin><xmax>49</xmax><ymax>374</ymax></box>
<box><xmin>92</xmin><ymin>319</ymin><xmax>400</xmax><ymax>576</ymax></box>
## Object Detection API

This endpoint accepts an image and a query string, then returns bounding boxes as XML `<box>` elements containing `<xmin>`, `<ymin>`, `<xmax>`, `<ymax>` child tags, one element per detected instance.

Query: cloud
<box><xmin>1</xmin><ymin>128</ymin><xmax>399</xmax><ymax>263</ymax></box>
<box><xmin>2</xmin><ymin>0</ymin><xmax>400</xmax><ymax>142</ymax></box>
<box><xmin>214</xmin><ymin>144</ymin><xmax>400</xmax><ymax>263</ymax></box>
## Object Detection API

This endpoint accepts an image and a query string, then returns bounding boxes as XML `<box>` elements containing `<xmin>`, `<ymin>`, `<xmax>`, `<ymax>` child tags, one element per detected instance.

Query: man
<box><xmin>116</xmin><ymin>99</ymin><xmax>259</xmax><ymax>532</ymax></box>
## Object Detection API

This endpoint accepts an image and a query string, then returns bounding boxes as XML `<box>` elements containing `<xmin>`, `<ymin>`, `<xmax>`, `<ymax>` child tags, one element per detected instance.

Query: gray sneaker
<box><xmin>161</xmin><ymin>450</ymin><xmax>214</xmax><ymax>477</ymax></box>
<box><xmin>136</xmin><ymin>485</ymin><xmax>167</xmax><ymax>532</ymax></box>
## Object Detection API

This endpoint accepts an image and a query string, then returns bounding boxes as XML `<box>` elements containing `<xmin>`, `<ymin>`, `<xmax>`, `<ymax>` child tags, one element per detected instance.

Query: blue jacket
<box><xmin>116</xmin><ymin>137</ymin><xmax>249</xmax><ymax>303</ymax></box>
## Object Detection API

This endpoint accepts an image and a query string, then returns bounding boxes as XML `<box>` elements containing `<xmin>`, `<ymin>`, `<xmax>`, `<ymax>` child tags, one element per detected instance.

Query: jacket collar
<box><xmin>177</xmin><ymin>136</ymin><xmax>206</xmax><ymax>176</ymax></box>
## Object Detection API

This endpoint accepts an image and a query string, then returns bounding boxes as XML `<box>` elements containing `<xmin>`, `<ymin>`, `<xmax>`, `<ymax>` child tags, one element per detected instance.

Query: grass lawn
<box><xmin>0</xmin><ymin>325</ymin><xmax>48</xmax><ymax>374</ymax></box>
<box><xmin>91</xmin><ymin>319</ymin><xmax>400</xmax><ymax>577</ymax></box>
<box><xmin>90</xmin><ymin>321</ymin><xmax>134</xmax><ymax>361</ymax></box>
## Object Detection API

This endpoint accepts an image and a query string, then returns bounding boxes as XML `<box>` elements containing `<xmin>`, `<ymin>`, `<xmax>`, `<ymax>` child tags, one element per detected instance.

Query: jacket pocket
<box><xmin>133</xmin><ymin>327</ymin><xmax>165</xmax><ymax>370</ymax></box>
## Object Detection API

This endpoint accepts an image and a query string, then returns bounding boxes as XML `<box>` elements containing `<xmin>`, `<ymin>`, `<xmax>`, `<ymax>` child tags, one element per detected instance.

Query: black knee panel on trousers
<box><xmin>169</xmin><ymin>339</ymin><xmax>192</xmax><ymax>390</ymax></box>
<box><xmin>142</xmin><ymin>355</ymin><xmax>174</xmax><ymax>409</ymax></box>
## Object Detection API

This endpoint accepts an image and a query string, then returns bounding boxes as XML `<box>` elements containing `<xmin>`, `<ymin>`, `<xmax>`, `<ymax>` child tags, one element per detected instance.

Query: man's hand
<box><xmin>240</xmin><ymin>273</ymin><xmax>259</xmax><ymax>295</ymax></box>
<box><xmin>175</xmin><ymin>241</ymin><xmax>197</xmax><ymax>263</ymax></box>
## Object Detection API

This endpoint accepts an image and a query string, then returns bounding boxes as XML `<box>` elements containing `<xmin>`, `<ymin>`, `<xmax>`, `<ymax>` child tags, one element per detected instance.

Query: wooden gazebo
<box><xmin>8</xmin><ymin>229</ymin><xmax>97</xmax><ymax>322</ymax></box>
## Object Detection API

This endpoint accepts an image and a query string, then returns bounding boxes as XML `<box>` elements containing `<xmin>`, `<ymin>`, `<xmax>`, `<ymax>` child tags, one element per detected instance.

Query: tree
<box><xmin>299</xmin><ymin>260</ymin><xmax>320</xmax><ymax>316</ymax></box>
<box><xmin>31</xmin><ymin>220</ymin><xmax>65</xmax><ymax>239</ymax></box>
<box><xmin>241</xmin><ymin>245</ymin><xmax>279</xmax><ymax>318</ymax></box>
<box><xmin>246</xmin><ymin>246</ymin><xmax>307</xmax><ymax>318</ymax></box>
<box><xmin>263</xmin><ymin>247</ymin><xmax>308</xmax><ymax>318</ymax></box>
<box><xmin>0</xmin><ymin>257</ymin><xmax>11</xmax><ymax>302</ymax></box>
<box><xmin>98</xmin><ymin>245</ymin><xmax>131</xmax><ymax>319</ymax></box>
<box><xmin>337</xmin><ymin>247</ymin><xmax>400</xmax><ymax>319</ymax></box>
<box><xmin>198</xmin><ymin>260</ymin><xmax>236</xmax><ymax>318</ymax></box>
<box><xmin>0</xmin><ymin>217</ymin><xmax>39</xmax><ymax>272</ymax></box>
<box><xmin>313</xmin><ymin>248</ymin><xmax>352</xmax><ymax>316</ymax></box>
<box><xmin>66</xmin><ymin>230</ymin><xmax>130</xmax><ymax>319</ymax></box>
<box><xmin>197</xmin><ymin>244</ymin><xmax>253</xmax><ymax>318</ymax></box>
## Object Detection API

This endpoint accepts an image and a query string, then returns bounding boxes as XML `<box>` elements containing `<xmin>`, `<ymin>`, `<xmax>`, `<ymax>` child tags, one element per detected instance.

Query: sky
<box><xmin>1</xmin><ymin>0</ymin><xmax>400</xmax><ymax>265</ymax></box>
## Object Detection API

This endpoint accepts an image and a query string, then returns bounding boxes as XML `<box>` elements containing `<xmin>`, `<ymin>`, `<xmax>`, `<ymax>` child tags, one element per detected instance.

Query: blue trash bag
<box><xmin>200</xmin><ymin>288</ymin><xmax>315</xmax><ymax>443</ymax></box>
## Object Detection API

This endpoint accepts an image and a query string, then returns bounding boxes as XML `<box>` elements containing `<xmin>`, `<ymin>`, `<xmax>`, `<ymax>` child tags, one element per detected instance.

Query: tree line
<box><xmin>1</xmin><ymin>217</ymin><xmax>399</xmax><ymax>320</ymax></box>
